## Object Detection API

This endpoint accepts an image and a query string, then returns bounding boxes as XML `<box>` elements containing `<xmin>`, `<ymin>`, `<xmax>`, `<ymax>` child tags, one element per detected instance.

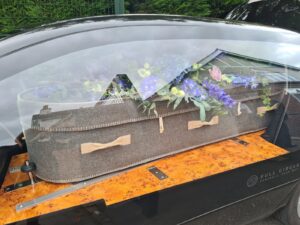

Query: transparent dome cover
<box><xmin>1</xmin><ymin>17</ymin><xmax>300</xmax><ymax>225</ymax></box>
<box><xmin>14</xmin><ymin>40</ymin><xmax>300</xmax><ymax>132</ymax></box>
<box><xmin>0</xmin><ymin>20</ymin><xmax>299</xmax><ymax>183</ymax></box>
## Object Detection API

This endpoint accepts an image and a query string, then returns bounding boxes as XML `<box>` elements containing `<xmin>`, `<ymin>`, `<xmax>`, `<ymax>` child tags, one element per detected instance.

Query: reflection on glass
<box><xmin>10</xmin><ymin>45</ymin><xmax>299</xmax><ymax>183</ymax></box>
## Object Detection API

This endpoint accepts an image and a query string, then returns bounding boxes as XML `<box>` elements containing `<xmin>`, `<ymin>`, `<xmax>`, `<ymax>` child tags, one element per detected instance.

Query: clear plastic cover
<box><xmin>9</xmin><ymin>37</ymin><xmax>299</xmax><ymax>180</ymax></box>
<box><xmin>0</xmin><ymin>23</ymin><xmax>299</xmax><ymax>219</ymax></box>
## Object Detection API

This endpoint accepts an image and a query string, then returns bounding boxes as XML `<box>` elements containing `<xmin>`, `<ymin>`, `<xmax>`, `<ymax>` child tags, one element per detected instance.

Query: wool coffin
<box><xmin>24</xmin><ymin>87</ymin><xmax>284</xmax><ymax>183</ymax></box>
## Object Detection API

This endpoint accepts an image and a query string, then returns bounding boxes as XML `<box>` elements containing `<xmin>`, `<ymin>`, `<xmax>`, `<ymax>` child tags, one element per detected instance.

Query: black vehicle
<box><xmin>225</xmin><ymin>0</ymin><xmax>300</xmax><ymax>32</ymax></box>
<box><xmin>0</xmin><ymin>15</ymin><xmax>299</xmax><ymax>225</ymax></box>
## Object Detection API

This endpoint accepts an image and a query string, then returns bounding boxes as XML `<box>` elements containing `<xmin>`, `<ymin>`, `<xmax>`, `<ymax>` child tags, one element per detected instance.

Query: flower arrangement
<box><xmin>30</xmin><ymin>60</ymin><xmax>272</xmax><ymax>121</ymax></box>
<box><xmin>99</xmin><ymin>62</ymin><xmax>272</xmax><ymax>121</ymax></box>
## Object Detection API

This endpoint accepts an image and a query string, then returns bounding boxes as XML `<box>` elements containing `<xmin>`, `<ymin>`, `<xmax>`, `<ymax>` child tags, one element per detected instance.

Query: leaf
<box><xmin>199</xmin><ymin>103</ymin><xmax>206</xmax><ymax>121</ymax></box>
<box><xmin>263</xmin><ymin>98</ymin><xmax>271</xmax><ymax>107</ymax></box>
<box><xmin>184</xmin><ymin>95</ymin><xmax>190</xmax><ymax>103</ymax></box>
<box><xmin>173</xmin><ymin>97</ymin><xmax>183</xmax><ymax>110</ymax></box>
<box><xmin>191</xmin><ymin>99</ymin><xmax>202</xmax><ymax>108</ymax></box>
<box><xmin>142</xmin><ymin>106</ymin><xmax>147</xmax><ymax>113</ymax></box>
<box><xmin>261</xmin><ymin>78</ymin><xmax>269</xmax><ymax>87</ymax></box>
<box><xmin>150</xmin><ymin>102</ymin><xmax>156</xmax><ymax>110</ymax></box>
<box><xmin>201</xmin><ymin>101</ymin><xmax>211</xmax><ymax>111</ymax></box>
<box><xmin>157</xmin><ymin>84</ymin><xmax>171</xmax><ymax>96</ymax></box>
<box><xmin>137</xmin><ymin>101</ymin><xmax>146</xmax><ymax>109</ymax></box>
<box><xmin>191</xmin><ymin>99</ymin><xmax>206</xmax><ymax>121</ymax></box>
<box><xmin>159</xmin><ymin>96</ymin><xmax>171</xmax><ymax>101</ymax></box>
<box><xmin>146</xmin><ymin>102</ymin><xmax>157</xmax><ymax>116</ymax></box>
<box><xmin>167</xmin><ymin>97</ymin><xmax>177</xmax><ymax>107</ymax></box>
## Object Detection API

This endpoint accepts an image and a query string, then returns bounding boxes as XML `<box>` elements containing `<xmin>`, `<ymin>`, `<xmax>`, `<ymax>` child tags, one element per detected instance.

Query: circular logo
<box><xmin>247</xmin><ymin>175</ymin><xmax>259</xmax><ymax>188</ymax></box>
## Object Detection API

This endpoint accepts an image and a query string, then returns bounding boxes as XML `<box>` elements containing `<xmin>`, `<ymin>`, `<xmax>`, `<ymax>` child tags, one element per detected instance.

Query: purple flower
<box><xmin>203</xmin><ymin>81</ymin><xmax>236</xmax><ymax>108</ymax></box>
<box><xmin>181</xmin><ymin>78</ymin><xmax>206</xmax><ymax>100</ymax></box>
<box><xmin>232</xmin><ymin>75</ymin><xmax>258</xmax><ymax>89</ymax></box>
<box><xmin>140</xmin><ymin>76</ymin><xmax>159</xmax><ymax>98</ymax></box>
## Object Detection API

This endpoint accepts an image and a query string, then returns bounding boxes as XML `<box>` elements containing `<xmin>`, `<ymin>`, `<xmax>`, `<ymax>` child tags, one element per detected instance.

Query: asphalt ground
<box><xmin>249</xmin><ymin>218</ymin><xmax>283</xmax><ymax>225</ymax></box>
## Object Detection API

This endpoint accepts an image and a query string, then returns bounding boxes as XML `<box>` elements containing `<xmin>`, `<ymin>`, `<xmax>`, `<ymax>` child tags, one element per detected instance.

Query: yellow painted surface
<box><xmin>0</xmin><ymin>131</ymin><xmax>287</xmax><ymax>225</ymax></box>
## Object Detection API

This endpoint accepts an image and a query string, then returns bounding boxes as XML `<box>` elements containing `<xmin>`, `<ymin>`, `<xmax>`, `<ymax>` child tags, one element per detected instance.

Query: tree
<box><xmin>126</xmin><ymin>0</ymin><xmax>245</xmax><ymax>17</ymax></box>
<box><xmin>126</xmin><ymin>0</ymin><xmax>211</xmax><ymax>17</ymax></box>
<box><xmin>0</xmin><ymin>0</ymin><xmax>114</xmax><ymax>36</ymax></box>
<box><xmin>0</xmin><ymin>0</ymin><xmax>246</xmax><ymax>37</ymax></box>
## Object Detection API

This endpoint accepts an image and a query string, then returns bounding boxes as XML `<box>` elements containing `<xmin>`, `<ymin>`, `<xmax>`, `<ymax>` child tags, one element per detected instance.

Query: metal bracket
<box><xmin>15</xmin><ymin>171</ymin><xmax>121</xmax><ymax>212</ymax></box>
<box><xmin>148</xmin><ymin>166</ymin><xmax>168</xmax><ymax>180</ymax></box>
<box><xmin>3</xmin><ymin>178</ymin><xmax>41</xmax><ymax>192</ymax></box>
<box><xmin>231</xmin><ymin>137</ymin><xmax>249</xmax><ymax>146</ymax></box>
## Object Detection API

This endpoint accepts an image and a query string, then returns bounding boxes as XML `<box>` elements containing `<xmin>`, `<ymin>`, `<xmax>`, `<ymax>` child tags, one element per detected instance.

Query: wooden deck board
<box><xmin>0</xmin><ymin>131</ymin><xmax>288</xmax><ymax>225</ymax></box>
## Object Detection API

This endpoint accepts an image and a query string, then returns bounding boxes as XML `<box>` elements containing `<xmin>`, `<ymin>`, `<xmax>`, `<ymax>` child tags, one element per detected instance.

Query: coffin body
<box><xmin>25</xmin><ymin>88</ymin><xmax>283</xmax><ymax>183</ymax></box>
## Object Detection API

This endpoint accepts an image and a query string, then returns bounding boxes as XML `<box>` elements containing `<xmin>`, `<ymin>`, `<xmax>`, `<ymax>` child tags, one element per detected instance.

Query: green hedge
<box><xmin>0</xmin><ymin>0</ymin><xmax>114</xmax><ymax>35</ymax></box>
<box><xmin>0</xmin><ymin>0</ymin><xmax>245</xmax><ymax>36</ymax></box>
<box><xmin>126</xmin><ymin>0</ymin><xmax>246</xmax><ymax>17</ymax></box>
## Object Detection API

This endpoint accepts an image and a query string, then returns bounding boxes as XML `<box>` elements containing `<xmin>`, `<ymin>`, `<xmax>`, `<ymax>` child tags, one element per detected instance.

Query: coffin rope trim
<box><xmin>31</xmin><ymin>107</ymin><xmax>198</xmax><ymax>132</ymax></box>
<box><xmin>188</xmin><ymin>116</ymin><xmax>219</xmax><ymax>130</ymax></box>
<box><xmin>29</xmin><ymin>91</ymin><xmax>283</xmax><ymax>133</ymax></box>
<box><xmin>257</xmin><ymin>103</ymin><xmax>279</xmax><ymax>116</ymax></box>
<box><xmin>81</xmin><ymin>134</ymin><xmax>131</xmax><ymax>154</ymax></box>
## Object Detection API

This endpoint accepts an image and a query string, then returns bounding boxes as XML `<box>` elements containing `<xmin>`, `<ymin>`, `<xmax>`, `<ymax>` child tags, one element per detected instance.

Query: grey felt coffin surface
<box><xmin>25</xmin><ymin>87</ymin><xmax>284</xmax><ymax>183</ymax></box>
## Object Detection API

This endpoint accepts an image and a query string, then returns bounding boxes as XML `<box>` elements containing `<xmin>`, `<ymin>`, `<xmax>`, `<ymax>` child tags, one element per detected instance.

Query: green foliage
<box><xmin>0</xmin><ymin>0</ymin><xmax>114</xmax><ymax>36</ymax></box>
<box><xmin>127</xmin><ymin>0</ymin><xmax>211</xmax><ymax>17</ymax></box>
<box><xmin>126</xmin><ymin>0</ymin><xmax>246</xmax><ymax>17</ymax></box>
<box><xmin>259</xmin><ymin>78</ymin><xmax>272</xmax><ymax>108</ymax></box>
<box><xmin>0</xmin><ymin>0</ymin><xmax>246</xmax><ymax>37</ymax></box>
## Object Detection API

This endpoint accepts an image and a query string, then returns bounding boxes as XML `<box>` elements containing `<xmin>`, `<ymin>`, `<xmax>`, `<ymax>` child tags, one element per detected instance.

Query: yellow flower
<box><xmin>221</xmin><ymin>75</ymin><xmax>232</xmax><ymax>84</ymax></box>
<box><xmin>177</xmin><ymin>90</ymin><xmax>185</xmax><ymax>97</ymax></box>
<box><xmin>138</xmin><ymin>68</ymin><xmax>151</xmax><ymax>77</ymax></box>
<box><xmin>171</xmin><ymin>87</ymin><xmax>178</xmax><ymax>95</ymax></box>
<box><xmin>138</xmin><ymin>63</ymin><xmax>152</xmax><ymax>78</ymax></box>
<box><xmin>171</xmin><ymin>87</ymin><xmax>185</xmax><ymax>97</ymax></box>
<box><xmin>192</xmin><ymin>63</ymin><xmax>202</xmax><ymax>70</ymax></box>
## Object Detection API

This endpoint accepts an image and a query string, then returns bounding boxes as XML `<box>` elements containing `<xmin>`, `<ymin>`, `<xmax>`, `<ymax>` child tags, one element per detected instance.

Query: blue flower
<box><xmin>203</xmin><ymin>81</ymin><xmax>236</xmax><ymax>108</ymax></box>
<box><xmin>140</xmin><ymin>76</ymin><xmax>159</xmax><ymax>98</ymax></box>
<box><xmin>231</xmin><ymin>75</ymin><xmax>258</xmax><ymax>89</ymax></box>
<box><xmin>115</xmin><ymin>77</ymin><xmax>132</xmax><ymax>90</ymax></box>
<box><xmin>181</xmin><ymin>78</ymin><xmax>206</xmax><ymax>100</ymax></box>
<box><xmin>172</xmin><ymin>72</ymin><xmax>186</xmax><ymax>86</ymax></box>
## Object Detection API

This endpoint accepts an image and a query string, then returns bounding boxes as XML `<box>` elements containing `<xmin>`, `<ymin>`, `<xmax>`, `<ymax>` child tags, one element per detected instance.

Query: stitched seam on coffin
<box><xmin>36</xmin><ymin>128</ymin><xmax>267</xmax><ymax>183</ymax></box>
<box><xmin>31</xmin><ymin>107</ymin><xmax>199</xmax><ymax>132</ymax></box>
<box><xmin>30</xmin><ymin>91</ymin><xmax>283</xmax><ymax>132</ymax></box>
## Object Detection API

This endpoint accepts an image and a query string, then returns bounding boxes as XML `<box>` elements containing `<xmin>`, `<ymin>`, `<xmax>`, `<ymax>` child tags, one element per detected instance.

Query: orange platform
<box><xmin>0</xmin><ymin>131</ymin><xmax>288</xmax><ymax>225</ymax></box>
